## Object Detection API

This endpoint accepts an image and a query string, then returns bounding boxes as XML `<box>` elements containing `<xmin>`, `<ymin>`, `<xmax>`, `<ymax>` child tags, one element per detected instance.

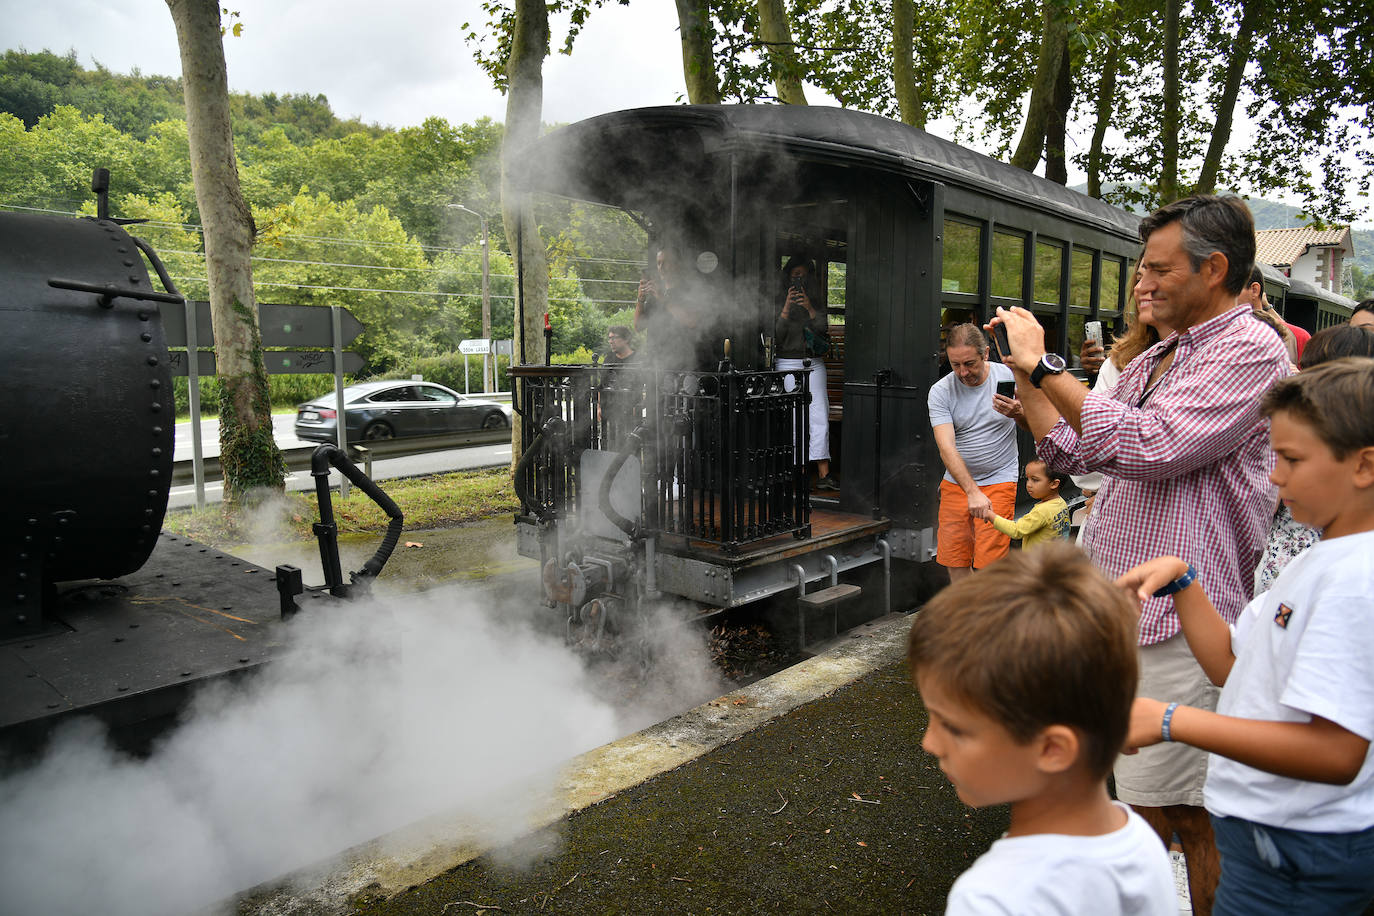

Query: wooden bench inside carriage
<box><xmin>825</xmin><ymin>323</ymin><xmax>845</xmax><ymax>422</ymax></box>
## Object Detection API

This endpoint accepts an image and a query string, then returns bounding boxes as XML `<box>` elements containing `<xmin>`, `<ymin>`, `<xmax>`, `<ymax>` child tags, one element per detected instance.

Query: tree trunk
<box><xmin>892</xmin><ymin>0</ymin><xmax>924</xmax><ymax>127</ymax></box>
<box><xmin>675</xmin><ymin>0</ymin><xmax>722</xmax><ymax>103</ymax></box>
<box><xmin>1044</xmin><ymin>41</ymin><xmax>1072</xmax><ymax>184</ymax></box>
<box><xmin>165</xmin><ymin>0</ymin><xmax>283</xmax><ymax>503</ymax></box>
<box><xmin>1086</xmin><ymin>42</ymin><xmax>1120</xmax><ymax>198</ymax></box>
<box><xmin>1159</xmin><ymin>0</ymin><xmax>1181</xmax><ymax>202</ymax></box>
<box><xmin>1196</xmin><ymin>0</ymin><xmax>1260</xmax><ymax>194</ymax></box>
<box><xmin>1009</xmin><ymin>0</ymin><xmax>1069</xmax><ymax>173</ymax></box>
<box><xmin>755</xmin><ymin>0</ymin><xmax>808</xmax><ymax>104</ymax></box>
<box><xmin>501</xmin><ymin>0</ymin><xmax>551</xmax><ymax>468</ymax></box>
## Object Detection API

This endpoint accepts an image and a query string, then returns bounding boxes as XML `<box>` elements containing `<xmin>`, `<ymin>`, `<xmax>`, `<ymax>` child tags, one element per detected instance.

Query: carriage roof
<box><xmin>519</xmin><ymin>105</ymin><xmax>1141</xmax><ymax>242</ymax></box>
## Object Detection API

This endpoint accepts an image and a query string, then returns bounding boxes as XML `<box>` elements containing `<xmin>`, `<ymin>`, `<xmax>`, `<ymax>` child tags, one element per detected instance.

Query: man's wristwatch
<box><xmin>1029</xmin><ymin>353</ymin><xmax>1067</xmax><ymax>388</ymax></box>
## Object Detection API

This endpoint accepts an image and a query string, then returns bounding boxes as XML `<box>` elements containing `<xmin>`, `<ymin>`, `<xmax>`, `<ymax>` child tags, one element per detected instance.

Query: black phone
<box><xmin>996</xmin><ymin>380</ymin><xmax>1016</xmax><ymax>399</ymax></box>
<box><xmin>992</xmin><ymin>322</ymin><xmax>1011</xmax><ymax>360</ymax></box>
<box><xmin>789</xmin><ymin>277</ymin><xmax>805</xmax><ymax>293</ymax></box>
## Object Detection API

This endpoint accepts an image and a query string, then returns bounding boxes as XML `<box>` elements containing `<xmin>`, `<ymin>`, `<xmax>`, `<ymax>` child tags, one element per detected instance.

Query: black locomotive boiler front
<box><xmin>1</xmin><ymin>210</ymin><xmax>178</xmax><ymax>637</ymax></box>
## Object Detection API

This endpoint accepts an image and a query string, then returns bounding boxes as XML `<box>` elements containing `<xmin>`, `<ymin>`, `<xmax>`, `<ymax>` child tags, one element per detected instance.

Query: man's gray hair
<box><xmin>946</xmin><ymin>323</ymin><xmax>989</xmax><ymax>352</ymax></box>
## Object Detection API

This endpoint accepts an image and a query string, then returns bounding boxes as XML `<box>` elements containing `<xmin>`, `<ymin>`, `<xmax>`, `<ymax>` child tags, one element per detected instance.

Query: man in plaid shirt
<box><xmin>992</xmin><ymin>196</ymin><xmax>1290</xmax><ymax>915</ymax></box>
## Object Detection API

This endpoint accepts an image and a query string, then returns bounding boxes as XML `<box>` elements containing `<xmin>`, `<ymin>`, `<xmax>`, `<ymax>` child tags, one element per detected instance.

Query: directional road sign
<box><xmin>163</xmin><ymin>302</ymin><xmax>363</xmax><ymax>348</ymax></box>
<box><xmin>165</xmin><ymin>350</ymin><xmax>364</xmax><ymax>377</ymax></box>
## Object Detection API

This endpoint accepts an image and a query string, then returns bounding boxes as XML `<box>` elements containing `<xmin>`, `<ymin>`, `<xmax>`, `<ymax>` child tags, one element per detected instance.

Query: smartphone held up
<box><xmin>992</xmin><ymin>321</ymin><xmax>1011</xmax><ymax>360</ymax></box>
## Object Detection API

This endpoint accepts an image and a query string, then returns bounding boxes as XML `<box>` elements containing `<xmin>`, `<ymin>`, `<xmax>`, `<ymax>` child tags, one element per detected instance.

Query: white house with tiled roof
<box><xmin>1254</xmin><ymin>227</ymin><xmax>1354</xmax><ymax>296</ymax></box>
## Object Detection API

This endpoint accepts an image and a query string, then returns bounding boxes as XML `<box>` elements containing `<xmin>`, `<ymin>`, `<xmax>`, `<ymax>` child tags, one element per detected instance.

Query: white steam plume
<box><xmin>0</xmin><ymin>589</ymin><xmax>644</xmax><ymax>916</ymax></box>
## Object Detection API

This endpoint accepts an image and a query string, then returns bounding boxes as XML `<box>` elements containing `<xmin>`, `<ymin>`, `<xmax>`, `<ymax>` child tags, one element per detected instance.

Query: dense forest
<box><xmin>2</xmin><ymin>48</ymin><xmax>1370</xmax><ymax>400</ymax></box>
<box><xmin>0</xmin><ymin>49</ymin><xmax>648</xmax><ymax>395</ymax></box>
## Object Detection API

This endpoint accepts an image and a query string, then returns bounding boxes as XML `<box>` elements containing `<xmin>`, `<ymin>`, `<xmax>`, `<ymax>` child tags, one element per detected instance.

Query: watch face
<box><xmin>1043</xmin><ymin>353</ymin><xmax>1067</xmax><ymax>371</ymax></box>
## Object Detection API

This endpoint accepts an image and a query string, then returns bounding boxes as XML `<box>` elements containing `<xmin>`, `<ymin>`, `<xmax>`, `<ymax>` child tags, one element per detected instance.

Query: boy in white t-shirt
<box><xmin>907</xmin><ymin>543</ymin><xmax>1175</xmax><ymax>915</ymax></box>
<box><xmin>1118</xmin><ymin>357</ymin><xmax>1374</xmax><ymax>914</ymax></box>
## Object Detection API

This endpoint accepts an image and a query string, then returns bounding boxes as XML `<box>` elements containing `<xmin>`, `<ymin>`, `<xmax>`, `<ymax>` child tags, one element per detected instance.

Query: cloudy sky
<box><xmin>3</xmin><ymin>0</ymin><xmax>714</xmax><ymax>128</ymax></box>
<box><xmin>5</xmin><ymin>1</ymin><xmax>1370</xmax><ymax>222</ymax></box>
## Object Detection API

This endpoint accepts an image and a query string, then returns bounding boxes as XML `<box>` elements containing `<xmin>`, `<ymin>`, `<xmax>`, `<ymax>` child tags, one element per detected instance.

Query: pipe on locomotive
<box><xmin>513</xmin><ymin>416</ymin><xmax>565</xmax><ymax>523</ymax></box>
<box><xmin>309</xmin><ymin>445</ymin><xmax>405</xmax><ymax>589</ymax></box>
<box><xmin>598</xmin><ymin>426</ymin><xmax>645</xmax><ymax>540</ymax></box>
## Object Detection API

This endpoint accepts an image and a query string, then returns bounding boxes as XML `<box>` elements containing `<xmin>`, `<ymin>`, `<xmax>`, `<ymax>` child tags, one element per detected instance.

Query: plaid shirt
<box><xmin>1039</xmin><ymin>305</ymin><xmax>1290</xmax><ymax>645</ymax></box>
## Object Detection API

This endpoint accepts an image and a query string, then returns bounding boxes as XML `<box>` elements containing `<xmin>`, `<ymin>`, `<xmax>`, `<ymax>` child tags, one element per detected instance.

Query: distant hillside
<box><xmin>0</xmin><ymin>48</ymin><xmax>383</xmax><ymax>144</ymax></box>
<box><xmin>1071</xmin><ymin>181</ymin><xmax>1371</xmax><ymax>276</ymax></box>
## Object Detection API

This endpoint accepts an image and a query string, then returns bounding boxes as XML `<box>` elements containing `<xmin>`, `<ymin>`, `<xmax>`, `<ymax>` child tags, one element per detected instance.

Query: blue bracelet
<box><xmin>1161</xmin><ymin>702</ymin><xmax>1180</xmax><ymax>742</ymax></box>
<box><xmin>1152</xmin><ymin>564</ymin><xmax>1197</xmax><ymax>598</ymax></box>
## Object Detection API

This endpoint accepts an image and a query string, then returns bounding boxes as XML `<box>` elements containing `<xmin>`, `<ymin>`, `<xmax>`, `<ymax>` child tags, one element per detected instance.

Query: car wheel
<box><xmin>363</xmin><ymin>421</ymin><xmax>395</xmax><ymax>440</ymax></box>
<box><xmin>482</xmin><ymin>412</ymin><xmax>509</xmax><ymax>430</ymax></box>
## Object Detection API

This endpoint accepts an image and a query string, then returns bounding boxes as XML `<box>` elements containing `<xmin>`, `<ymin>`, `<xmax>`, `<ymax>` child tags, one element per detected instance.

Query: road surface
<box><xmin>168</xmin><ymin>416</ymin><xmax>511</xmax><ymax>510</ymax></box>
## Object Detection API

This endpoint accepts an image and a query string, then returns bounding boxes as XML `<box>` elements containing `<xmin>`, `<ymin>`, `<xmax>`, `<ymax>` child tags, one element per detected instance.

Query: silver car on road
<box><xmin>295</xmin><ymin>380</ymin><xmax>511</xmax><ymax>443</ymax></box>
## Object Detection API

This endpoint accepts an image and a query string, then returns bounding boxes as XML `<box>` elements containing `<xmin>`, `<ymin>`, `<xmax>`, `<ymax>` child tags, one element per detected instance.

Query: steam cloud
<box><xmin>0</xmin><ymin>584</ymin><xmax>727</xmax><ymax>916</ymax></box>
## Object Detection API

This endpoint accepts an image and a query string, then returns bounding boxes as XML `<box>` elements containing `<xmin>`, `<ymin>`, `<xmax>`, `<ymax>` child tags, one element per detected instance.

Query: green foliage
<box><xmin>174</xmin><ymin>373</ymin><xmax>345</xmax><ymax>416</ymax></box>
<box><xmin>379</xmin><ymin>352</ymin><xmax>513</xmax><ymax>392</ymax></box>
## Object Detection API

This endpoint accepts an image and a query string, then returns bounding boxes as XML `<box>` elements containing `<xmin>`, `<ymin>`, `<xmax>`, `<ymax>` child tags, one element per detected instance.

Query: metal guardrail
<box><xmin>171</xmin><ymin>429</ymin><xmax>511</xmax><ymax>485</ymax></box>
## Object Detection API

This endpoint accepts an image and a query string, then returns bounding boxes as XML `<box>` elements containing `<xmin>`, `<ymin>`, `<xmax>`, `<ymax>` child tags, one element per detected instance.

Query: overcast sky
<box><xmin>3</xmin><ymin>0</ymin><xmax>709</xmax><ymax>128</ymax></box>
<box><xmin>4</xmin><ymin>1</ymin><xmax>1369</xmax><ymax>223</ymax></box>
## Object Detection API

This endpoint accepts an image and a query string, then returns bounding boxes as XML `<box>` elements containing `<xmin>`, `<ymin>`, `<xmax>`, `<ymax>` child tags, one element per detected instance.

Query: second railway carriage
<box><xmin>508</xmin><ymin>106</ymin><xmax>1142</xmax><ymax>642</ymax></box>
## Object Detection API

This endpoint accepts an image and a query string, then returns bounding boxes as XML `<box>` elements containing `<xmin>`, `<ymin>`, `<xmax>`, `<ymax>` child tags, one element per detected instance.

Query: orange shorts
<box><xmin>937</xmin><ymin>479</ymin><xmax>1018</xmax><ymax>570</ymax></box>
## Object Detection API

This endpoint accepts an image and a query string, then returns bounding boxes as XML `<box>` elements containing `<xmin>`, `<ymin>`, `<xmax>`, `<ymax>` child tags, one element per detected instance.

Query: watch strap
<box><xmin>1152</xmin><ymin>564</ymin><xmax>1198</xmax><ymax>598</ymax></box>
<box><xmin>1030</xmin><ymin>355</ymin><xmax>1064</xmax><ymax>388</ymax></box>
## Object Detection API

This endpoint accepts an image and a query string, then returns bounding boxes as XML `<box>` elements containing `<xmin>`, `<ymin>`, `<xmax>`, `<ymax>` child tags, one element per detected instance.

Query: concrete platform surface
<box><xmin>237</xmin><ymin>614</ymin><xmax>1008</xmax><ymax>915</ymax></box>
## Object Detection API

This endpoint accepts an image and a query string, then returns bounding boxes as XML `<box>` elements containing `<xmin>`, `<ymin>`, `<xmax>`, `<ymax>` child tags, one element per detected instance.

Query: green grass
<box><xmin>162</xmin><ymin>466</ymin><xmax>517</xmax><ymax>546</ymax></box>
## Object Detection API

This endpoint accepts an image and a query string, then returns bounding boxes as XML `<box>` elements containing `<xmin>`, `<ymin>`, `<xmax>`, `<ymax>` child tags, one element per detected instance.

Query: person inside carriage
<box><xmin>774</xmin><ymin>254</ymin><xmax>837</xmax><ymax>491</ymax></box>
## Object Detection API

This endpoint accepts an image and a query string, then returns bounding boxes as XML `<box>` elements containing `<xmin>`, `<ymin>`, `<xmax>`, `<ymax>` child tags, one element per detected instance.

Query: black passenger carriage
<box><xmin>509</xmin><ymin>106</ymin><xmax>1142</xmax><ymax>638</ymax></box>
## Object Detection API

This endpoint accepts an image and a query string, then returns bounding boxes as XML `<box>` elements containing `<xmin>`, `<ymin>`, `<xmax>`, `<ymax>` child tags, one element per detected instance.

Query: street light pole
<box><xmin>448</xmin><ymin>204</ymin><xmax>492</xmax><ymax>391</ymax></box>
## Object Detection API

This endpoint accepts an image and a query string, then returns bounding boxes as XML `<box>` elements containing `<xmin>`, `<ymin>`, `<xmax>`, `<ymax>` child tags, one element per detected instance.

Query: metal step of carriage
<box><xmin>796</xmin><ymin>582</ymin><xmax>863</xmax><ymax>655</ymax></box>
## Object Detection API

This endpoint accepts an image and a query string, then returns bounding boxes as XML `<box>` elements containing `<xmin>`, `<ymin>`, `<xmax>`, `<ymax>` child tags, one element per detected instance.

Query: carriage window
<box><xmin>1067</xmin><ymin>314</ymin><xmax>1086</xmax><ymax>363</ymax></box>
<box><xmin>828</xmin><ymin>261</ymin><xmax>847</xmax><ymax>322</ymax></box>
<box><xmin>1070</xmin><ymin>247</ymin><xmax>1094</xmax><ymax>308</ymax></box>
<box><xmin>1101</xmin><ymin>255</ymin><xmax>1124</xmax><ymax>315</ymax></box>
<box><xmin>941</xmin><ymin>220</ymin><xmax>981</xmax><ymax>294</ymax></box>
<box><xmin>991</xmin><ymin>230</ymin><xmax>1025</xmax><ymax>300</ymax></box>
<box><xmin>1034</xmin><ymin>240</ymin><xmax>1064</xmax><ymax>305</ymax></box>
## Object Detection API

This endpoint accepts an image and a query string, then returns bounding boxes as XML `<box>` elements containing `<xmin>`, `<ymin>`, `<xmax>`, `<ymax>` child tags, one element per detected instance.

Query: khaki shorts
<box><xmin>1114</xmin><ymin>631</ymin><xmax>1221</xmax><ymax>807</ymax></box>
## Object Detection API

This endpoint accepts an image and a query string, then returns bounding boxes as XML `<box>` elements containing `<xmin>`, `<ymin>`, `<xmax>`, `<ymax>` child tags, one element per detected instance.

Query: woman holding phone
<box><xmin>774</xmin><ymin>255</ymin><xmax>836</xmax><ymax>490</ymax></box>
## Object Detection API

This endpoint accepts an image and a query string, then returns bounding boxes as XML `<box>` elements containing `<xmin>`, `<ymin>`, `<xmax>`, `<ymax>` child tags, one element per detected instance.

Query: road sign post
<box><xmin>164</xmin><ymin>302</ymin><xmax>366</xmax><ymax>503</ymax></box>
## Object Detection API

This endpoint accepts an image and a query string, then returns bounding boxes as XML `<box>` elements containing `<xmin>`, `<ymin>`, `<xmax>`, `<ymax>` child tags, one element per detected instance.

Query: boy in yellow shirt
<box><xmin>990</xmin><ymin>459</ymin><xmax>1070</xmax><ymax>549</ymax></box>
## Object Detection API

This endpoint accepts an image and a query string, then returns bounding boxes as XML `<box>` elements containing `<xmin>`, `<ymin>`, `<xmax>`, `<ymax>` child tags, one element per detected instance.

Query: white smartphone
<box><xmin>1084</xmin><ymin>320</ymin><xmax>1103</xmax><ymax>346</ymax></box>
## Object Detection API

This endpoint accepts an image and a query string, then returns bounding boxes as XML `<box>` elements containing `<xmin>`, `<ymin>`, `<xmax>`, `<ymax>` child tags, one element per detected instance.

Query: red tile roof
<box><xmin>1254</xmin><ymin>227</ymin><xmax>1353</xmax><ymax>267</ymax></box>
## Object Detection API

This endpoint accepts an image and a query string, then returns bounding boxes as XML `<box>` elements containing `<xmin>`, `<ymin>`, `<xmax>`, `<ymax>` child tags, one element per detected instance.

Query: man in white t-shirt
<box><xmin>928</xmin><ymin>323</ymin><xmax>1021</xmax><ymax>581</ymax></box>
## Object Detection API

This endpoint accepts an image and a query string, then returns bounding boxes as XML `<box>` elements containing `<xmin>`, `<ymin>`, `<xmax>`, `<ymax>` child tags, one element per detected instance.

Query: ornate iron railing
<box><xmin>513</xmin><ymin>363</ymin><xmax>812</xmax><ymax>553</ymax></box>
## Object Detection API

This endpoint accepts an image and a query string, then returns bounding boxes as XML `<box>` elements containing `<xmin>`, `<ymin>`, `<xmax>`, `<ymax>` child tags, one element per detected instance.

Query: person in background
<box><xmin>1118</xmin><ymin>358</ymin><xmax>1374</xmax><ymax>915</ymax></box>
<box><xmin>1252</xmin><ymin>323</ymin><xmax>1374</xmax><ymax>594</ymax></box>
<box><xmin>603</xmin><ymin>325</ymin><xmax>636</xmax><ymax>365</ymax></box>
<box><xmin>774</xmin><ymin>255</ymin><xmax>836</xmax><ymax>490</ymax></box>
<box><xmin>908</xmin><ymin>543</ymin><xmax>1175</xmax><ymax>916</ymax></box>
<box><xmin>634</xmin><ymin>245</ymin><xmax>712</xmax><ymax>371</ymax></box>
<box><xmin>1350</xmin><ymin>298</ymin><xmax>1374</xmax><ymax>330</ymax></box>
<box><xmin>928</xmin><ymin>323</ymin><xmax>1022</xmax><ymax>582</ymax></box>
<box><xmin>994</xmin><ymin>195</ymin><xmax>1290</xmax><ymax>915</ymax></box>
<box><xmin>1237</xmin><ymin>265</ymin><xmax>1303</xmax><ymax>362</ymax></box>
<box><xmin>1247</xmin><ymin>307</ymin><xmax>1298</xmax><ymax>369</ymax></box>
<box><xmin>989</xmin><ymin>459</ymin><xmax>1070</xmax><ymax>550</ymax></box>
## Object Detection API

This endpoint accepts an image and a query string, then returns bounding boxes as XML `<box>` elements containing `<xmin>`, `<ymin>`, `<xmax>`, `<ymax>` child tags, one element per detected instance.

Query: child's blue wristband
<box><xmin>1161</xmin><ymin>702</ymin><xmax>1180</xmax><ymax>743</ymax></box>
<box><xmin>1152</xmin><ymin>565</ymin><xmax>1197</xmax><ymax>598</ymax></box>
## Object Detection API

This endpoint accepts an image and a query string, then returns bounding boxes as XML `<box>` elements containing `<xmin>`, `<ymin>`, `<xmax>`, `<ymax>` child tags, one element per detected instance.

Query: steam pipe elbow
<box><xmin>311</xmin><ymin>444</ymin><xmax>343</xmax><ymax>477</ymax></box>
<box><xmin>599</xmin><ymin>428</ymin><xmax>643</xmax><ymax>539</ymax></box>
